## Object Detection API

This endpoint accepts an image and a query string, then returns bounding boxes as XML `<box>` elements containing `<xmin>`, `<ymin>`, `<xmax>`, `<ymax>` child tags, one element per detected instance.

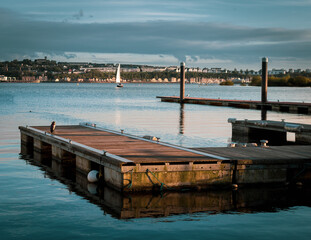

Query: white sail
<box><xmin>116</xmin><ymin>64</ymin><xmax>121</xmax><ymax>84</ymax></box>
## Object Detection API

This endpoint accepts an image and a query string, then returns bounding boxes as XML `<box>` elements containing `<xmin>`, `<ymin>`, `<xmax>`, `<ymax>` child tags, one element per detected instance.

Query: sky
<box><xmin>1</xmin><ymin>0</ymin><xmax>311</xmax><ymax>70</ymax></box>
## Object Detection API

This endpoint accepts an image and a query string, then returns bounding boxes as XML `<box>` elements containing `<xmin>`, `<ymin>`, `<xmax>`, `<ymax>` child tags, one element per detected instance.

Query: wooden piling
<box><xmin>180</xmin><ymin>62</ymin><xmax>185</xmax><ymax>103</ymax></box>
<box><xmin>261</xmin><ymin>57</ymin><xmax>268</xmax><ymax>104</ymax></box>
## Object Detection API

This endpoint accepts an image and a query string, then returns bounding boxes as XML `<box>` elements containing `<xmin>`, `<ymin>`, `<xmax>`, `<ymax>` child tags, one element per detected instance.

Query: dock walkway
<box><xmin>30</xmin><ymin>124</ymin><xmax>225</xmax><ymax>163</ymax></box>
<box><xmin>194</xmin><ymin>146</ymin><xmax>311</xmax><ymax>163</ymax></box>
<box><xmin>20</xmin><ymin>123</ymin><xmax>311</xmax><ymax>191</ymax></box>
<box><xmin>157</xmin><ymin>96</ymin><xmax>311</xmax><ymax>114</ymax></box>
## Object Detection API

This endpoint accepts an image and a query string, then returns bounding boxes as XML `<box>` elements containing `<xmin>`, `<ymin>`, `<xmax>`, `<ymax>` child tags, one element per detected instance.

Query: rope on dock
<box><xmin>146</xmin><ymin>169</ymin><xmax>172</xmax><ymax>191</ymax></box>
<box><xmin>123</xmin><ymin>169</ymin><xmax>133</xmax><ymax>189</ymax></box>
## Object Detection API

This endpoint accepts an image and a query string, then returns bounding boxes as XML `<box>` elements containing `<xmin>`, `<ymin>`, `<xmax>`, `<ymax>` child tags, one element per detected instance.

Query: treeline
<box><xmin>219</xmin><ymin>80</ymin><xmax>234</xmax><ymax>85</ymax></box>
<box><xmin>0</xmin><ymin>59</ymin><xmax>63</xmax><ymax>79</ymax></box>
<box><xmin>250</xmin><ymin>75</ymin><xmax>311</xmax><ymax>87</ymax></box>
<box><xmin>55</xmin><ymin>70</ymin><xmax>247</xmax><ymax>81</ymax></box>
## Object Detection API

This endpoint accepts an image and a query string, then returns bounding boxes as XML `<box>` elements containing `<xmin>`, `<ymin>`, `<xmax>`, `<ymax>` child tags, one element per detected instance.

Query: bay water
<box><xmin>1</xmin><ymin>83</ymin><xmax>311</xmax><ymax>239</ymax></box>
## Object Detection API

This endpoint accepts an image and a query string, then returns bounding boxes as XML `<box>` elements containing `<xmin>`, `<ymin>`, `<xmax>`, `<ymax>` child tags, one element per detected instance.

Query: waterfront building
<box><xmin>269</xmin><ymin>69</ymin><xmax>286</xmax><ymax>75</ymax></box>
<box><xmin>0</xmin><ymin>75</ymin><xmax>8</xmax><ymax>81</ymax></box>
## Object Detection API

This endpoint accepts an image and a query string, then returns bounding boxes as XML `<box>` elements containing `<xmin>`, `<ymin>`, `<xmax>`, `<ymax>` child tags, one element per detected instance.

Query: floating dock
<box><xmin>157</xmin><ymin>96</ymin><xmax>311</xmax><ymax>114</ymax></box>
<box><xmin>20</xmin><ymin>123</ymin><xmax>311</xmax><ymax>191</ymax></box>
<box><xmin>229</xmin><ymin>119</ymin><xmax>311</xmax><ymax>145</ymax></box>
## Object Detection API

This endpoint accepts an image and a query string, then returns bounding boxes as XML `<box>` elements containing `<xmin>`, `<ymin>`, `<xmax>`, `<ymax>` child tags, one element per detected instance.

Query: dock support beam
<box><xmin>52</xmin><ymin>145</ymin><xmax>76</xmax><ymax>164</ymax></box>
<box><xmin>180</xmin><ymin>62</ymin><xmax>185</xmax><ymax>103</ymax></box>
<box><xmin>34</xmin><ymin>139</ymin><xmax>51</xmax><ymax>154</ymax></box>
<box><xmin>20</xmin><ymin>133</ymin><xmax>33</xmax><ymax>156</ymax></box>
<box><xmin>296</xmin><ymin>133</ymin><xmax>311</xmax><ymax>144</ymax></box>
<box><xmin>261</xmin><ymin>57</ymin><xmax>268</xmax><ymax>104</ymax></box>
<box><xmin>232</xmin><ymin>124</ymin><xmax>250</xmax><ymax>143</ymax></box>
<box><xmin>76</xmin><ymin>156</ymin><xmax>92</xmax><ymax>174</ymax></box>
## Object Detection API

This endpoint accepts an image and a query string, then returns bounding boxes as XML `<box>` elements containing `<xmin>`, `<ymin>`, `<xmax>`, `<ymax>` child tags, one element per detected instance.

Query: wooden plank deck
<box><xmin>194</xmin><ymin>145</ymin><xmax>311</xmax><ymax>163</ymax></box>
<box><xmin>32</xmin><ymin>125</ymin><xmax>311</xmax><ymax>164</ymax></box>
<box><xmin>32</xmin><ymin>125</ymin><xmax>225</xmax><ymax>164</ymax></box>
<box><xmin>230</xmin><ymin>119</ymin><xmax>311</xmax><ymax>132</ymax></box>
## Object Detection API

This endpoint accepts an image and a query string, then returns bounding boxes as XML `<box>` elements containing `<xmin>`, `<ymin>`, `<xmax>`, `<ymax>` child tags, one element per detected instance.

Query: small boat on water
<box><xmin>116</xmin><ymin>64</ymin><xmax>123</xmax><ymax>88</ymax></box>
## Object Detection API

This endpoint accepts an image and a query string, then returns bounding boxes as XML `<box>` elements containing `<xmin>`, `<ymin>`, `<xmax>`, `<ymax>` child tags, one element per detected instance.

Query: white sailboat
<box><xmin>116</xmin><ymin>64</ymin><xmax>123</xmax><ymax>88</ymax></box>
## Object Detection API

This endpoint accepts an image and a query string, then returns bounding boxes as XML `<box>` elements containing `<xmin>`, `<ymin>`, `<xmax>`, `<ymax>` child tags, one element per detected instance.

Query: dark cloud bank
<box><xmin>1</xmin><ymin>8</ymin><xmax>311</xmax><ymax>67</ymax></box>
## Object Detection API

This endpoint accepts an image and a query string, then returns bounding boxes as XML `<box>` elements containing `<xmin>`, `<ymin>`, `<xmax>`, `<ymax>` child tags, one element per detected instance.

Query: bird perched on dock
<box><xmin>50</xmin><ymin>121</ymin><xmax>56</xmax><ymax>133</ymax></box>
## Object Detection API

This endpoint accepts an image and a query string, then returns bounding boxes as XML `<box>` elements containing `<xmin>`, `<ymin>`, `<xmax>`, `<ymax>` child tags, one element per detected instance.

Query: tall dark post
<box><xmin>261</xmin><ymin>57</ymin><xmax>268</xmax><ymax>103</ymax></box>
<box><xmin>180</xmin><ymin>62</ymin><xmax>185</xmax><ymax>103</ymax></box>
<box><xmin>261</xmin><ymin>108</ymin><xmax>267</xmax><ymax>121</ymax></box>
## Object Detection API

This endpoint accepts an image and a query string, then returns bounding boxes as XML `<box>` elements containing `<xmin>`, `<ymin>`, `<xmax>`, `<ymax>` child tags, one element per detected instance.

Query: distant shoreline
<box><xmin>2</xmin><ymin>81</ymin><xmax>311</xmax><ymax>87</ymax></box>
<box><xmin>0</xmin><ymin>81</ymin><xmax>182</xmax><ymax>84</ymax></box>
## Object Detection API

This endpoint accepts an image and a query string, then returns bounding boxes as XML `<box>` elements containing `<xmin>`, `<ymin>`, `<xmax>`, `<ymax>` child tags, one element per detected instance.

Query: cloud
<box><xmin>1</xmin><ymin>8</ymin><xmax>311</xmax><ymax>68</ymax></box>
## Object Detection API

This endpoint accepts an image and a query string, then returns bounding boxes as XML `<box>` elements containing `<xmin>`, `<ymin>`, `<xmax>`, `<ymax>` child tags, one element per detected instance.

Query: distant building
<box><xmin>189</xmin><ymin>77</ymin><xmax>196</xmax><ymax>83</ymax></box>
<box><xmin>269</xmin><ymin>69</ymin><xmax>286</xmax><ymax>75</ymax></box>
<box><xmin>80</xmin><ymin>67</ymin><xmax>115</xmax><ymax>72</ymax></box>
<box><xmin>154</xmin><ymin>67</ymin><xmax>166</xmax><ymax>72</ymax></box>
<box><xmin>0</xmin><ymin>75</ymin><xmax>8</xmax><ymax>81</ymax></box>
<box><xmin>34</xmin><ymin>56</ymin><xmax>56</xmax><ymax>65</ymax></box>
<box><xmin>140</xmin><ymin>67</ymin><xmax>153</xmax><ymax>72</ymax></box>
<box><xmin>35</xmin><ymin>56</ymin><xmax>48</xmax><ymax>64</ymax></box>
<box><xmin>200</xmin><ymin>78</ymin><xmax>209</xmax><ymax>84</ymax></box>
<box><xmin>122</xmin><ymin>67</ymin><xmax>140</xmax><ymax>72</ymax></box>
<box><xmin>187</xmin><ymin>68</ymin><xmax>199</xmax><ymax>72</ymax></box>
<box><xmin>22</xmin><ymin>76</ymin><xmax>36</xmax><ymax>82</ymax></box>
<box><xmin>210</xmin><ymin>68</ymin><xmax>222</xmax><ymax>73</ymax></box>
<box><xmin>166</xmin><ymin>66</ymin><xmax>178</xmax><ymax>72</ymax></box>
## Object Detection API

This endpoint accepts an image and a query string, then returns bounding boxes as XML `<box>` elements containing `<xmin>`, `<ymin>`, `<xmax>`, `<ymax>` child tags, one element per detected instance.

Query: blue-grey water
<box><xmin>1</xmin><ymin>83</ymin><xmax>311</xmax><ymax>239</ymax></box>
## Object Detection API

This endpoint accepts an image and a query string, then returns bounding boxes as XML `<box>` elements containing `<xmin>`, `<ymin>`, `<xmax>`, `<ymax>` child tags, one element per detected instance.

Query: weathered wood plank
<box><xmin>30</xmin><ymin>125</ymin><xmax>311</xmax><ymax>164</ymax></box>
<box><xmin>194</xmin><ymin>146</ymin><xmax>311</xmax><ymax>162</ymax></box>
<box><xmin>157</xmin><ymin>96</ymin><xmax>311</xmax><ymax>115</ymax></box>
<box><xmin>31</xmin><ymin>125</ymin><xmax>223</xmax><ymax>163</ymax></box>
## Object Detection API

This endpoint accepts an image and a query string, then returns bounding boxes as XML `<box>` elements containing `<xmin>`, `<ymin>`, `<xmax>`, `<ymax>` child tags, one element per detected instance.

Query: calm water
<box><xmin>1</xmin><ymin>83</ymin><xmax>311</xmax><ymax>239</ymax></box>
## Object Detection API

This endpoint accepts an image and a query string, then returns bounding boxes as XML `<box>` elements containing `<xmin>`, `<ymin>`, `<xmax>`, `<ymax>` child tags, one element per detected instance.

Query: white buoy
<box><xmin>87</xmin><ymin>170</ymin><xmax>99</xmax><ymax>183</ymax></box>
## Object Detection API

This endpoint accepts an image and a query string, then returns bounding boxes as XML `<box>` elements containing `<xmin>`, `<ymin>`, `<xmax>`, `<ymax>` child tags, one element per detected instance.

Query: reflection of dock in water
<box><xmin>179</xmin><ymin>104</ymin><xmax>185</xmax><ymax>135</ymax></box>
<box><xmin>22</xmin><ymin>153</ymin><xmax>311</xmax><ymax>219</ymax></box>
